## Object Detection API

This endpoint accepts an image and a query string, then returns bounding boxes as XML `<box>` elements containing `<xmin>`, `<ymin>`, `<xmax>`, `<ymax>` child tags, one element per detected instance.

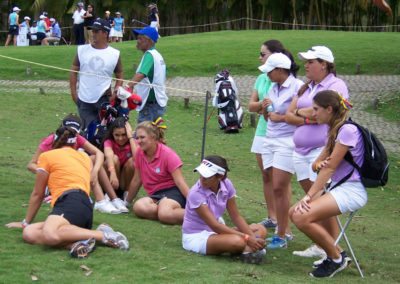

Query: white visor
<box><xmin>194</xmin><ymin>159</ymin><xmax>226</xmax><ymax>178</ymax></box>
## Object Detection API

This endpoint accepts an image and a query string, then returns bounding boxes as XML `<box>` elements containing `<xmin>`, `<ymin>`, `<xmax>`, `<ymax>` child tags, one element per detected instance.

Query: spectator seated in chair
<box><xmin>47</xmin><ymin>18</ymin><xmax>61</xmax><ymax>45</ymax></box>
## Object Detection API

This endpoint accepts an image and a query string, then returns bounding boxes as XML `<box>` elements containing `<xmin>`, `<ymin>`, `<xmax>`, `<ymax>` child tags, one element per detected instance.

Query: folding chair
<box><xmin>334</xmin><ymin>211</ymin><xmax>364</xmax><ymax>278</ymax></box>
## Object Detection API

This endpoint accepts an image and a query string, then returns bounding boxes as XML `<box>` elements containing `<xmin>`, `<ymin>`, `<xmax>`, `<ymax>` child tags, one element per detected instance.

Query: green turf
<box><xmin>0</xmin><ymin>91</ymin><xmax>399</xmax><ymax>283</ymax></box>
<box><xmin>0</xmin><ymin>30</ymin><xmax>399</xmax><ymax>81</ymax></box>
<box><xmin>365</xmin><ymin>92</ymin><xmax>400</xmax><ymax>123</ymax></box>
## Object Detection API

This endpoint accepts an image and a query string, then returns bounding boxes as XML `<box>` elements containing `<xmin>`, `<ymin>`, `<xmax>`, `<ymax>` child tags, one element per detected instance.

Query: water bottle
<box><xmin>266</xmin><ymin>104</ymin><xmax>274</xmax><ymax>112</ymax></box>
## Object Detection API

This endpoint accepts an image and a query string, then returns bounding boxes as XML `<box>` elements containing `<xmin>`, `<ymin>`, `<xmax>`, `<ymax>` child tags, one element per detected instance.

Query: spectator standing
<box><xmin>127</xmin><ymin>27</ymin><xmax>167</xmax><ymax>123</ymax></box>
<box><xmin>83</xmin><ymin>4</ymin><xmax>95</xmax><ymax>44</ymax></box>
<box><xmin>5</xmin><ymin>7</ymin><xmax>21</xmax><ymax>47</ymax></box>
<box><xmin>37</xmin><ymin>15</ymin><xmax>49</xmax><ymax>45</ymax></box>
<box><xmin>111</xmin><ymin>12</ymin><xmax>124</xmax><ymax>42</ymax></box>
<box><xmin>69</xmin><ymin>18</ymin><xmax>123</xmax><ymax>131</ymax></box>
<box><xmin>72</xmin><ymin>2</ymin><xmax>85</xmax><ymax>45</ymax></box>
<box><xmin>17</xmin><ymin>16</ymin><xmax>30</xmax><ymax>46</ymax></box>
<box><xmin>148</xmin><ymin>3</ymin><xmax>160</xmax><ymax>31</ymax></box>
<box><xmin>29</xmin><ymin>21</ymin><xmax>38</xmax><ymax>45</ymax></box>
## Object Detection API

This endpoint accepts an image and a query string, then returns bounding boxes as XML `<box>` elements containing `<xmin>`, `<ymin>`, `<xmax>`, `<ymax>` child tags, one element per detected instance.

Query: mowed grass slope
<box><xmin>0</xmin><ymin>90</ymin><xmax>399</xmax><ymax>283</ymax></box>
<box><xmin>0</xmin><ymin>30</ymin><xmax>399</xmax><ymax>81</ymax></box>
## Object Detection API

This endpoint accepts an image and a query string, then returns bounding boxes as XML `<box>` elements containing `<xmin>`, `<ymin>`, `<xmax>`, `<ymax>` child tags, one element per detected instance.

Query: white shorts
<box><xmin>112</xmin><ymin>30</ymin><xmax>123</xmax><ymax>38</ymax></box>
<box><xmin>182</xmin><ymin>230</ymin><xmax>216</xmax><ymax>255</ymax></box>
<box><xmin>262</xmin><ymin>136</ymin><xmax>295</xmax><ymax>174</ymax></box>
<box><xmin>250</xmin><ymin>135</ymin><xmax>267</xmax><ymax>154</ymax></box>
<box><xmin>293</xmin><ymin>147</ymin><xmax>323</xmax><ymax>182</ymax></box>
<box><xmin>328</xmin><ymin>181</ymin><xmax>367</xmax><ymax>214</ymax></box>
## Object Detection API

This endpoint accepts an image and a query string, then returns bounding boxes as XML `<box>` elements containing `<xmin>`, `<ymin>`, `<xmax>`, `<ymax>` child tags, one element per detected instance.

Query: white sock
<box><xmin>333</xmin><ymin>255</ymin><xmax>343</xmax><ymax>263</ymax></box>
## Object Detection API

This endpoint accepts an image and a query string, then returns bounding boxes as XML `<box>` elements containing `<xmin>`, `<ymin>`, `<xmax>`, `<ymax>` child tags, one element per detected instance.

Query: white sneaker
<box><xmin>293</xmin><ymin>244</ymin><xmax>327</xmax><ymax>258</ymax></box>
<box><xmin>94</xmin><ymin>199</ymin><xmax>120</xmax><ymax>214</ymax></box>
<box><xmin>97</xmin><ymin>224</ymin><xmax>129</xmax><ymax>250</ymax></box>
<box><xmin>112</xmin><ymin>198</ymin><xmax>129</xmax><ymax>213</ymax></box>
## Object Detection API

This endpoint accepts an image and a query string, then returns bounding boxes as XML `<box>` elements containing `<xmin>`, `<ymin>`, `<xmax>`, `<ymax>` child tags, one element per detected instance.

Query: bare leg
<box><xmin>157</xmin><ymin>198</ymin><xmax>184</xmax><ymax>225</ymax></box>
<box><xmin>256</xmin><ymin>154</ymin><xmax>276</xmax><ymax>220</ymax></box>
<box><xmin>120</xmin><ymin>158</ymin><xmax>134</xmax><ymax>191</ymax></box>
<box><xmin>99</xmin><ymin>166</ymin><xmax>118</xmax><ymax>200</ymax></box>
<box><xmin>206</xmin><ymin>234</ymin><xmax>246</xmax><ymax>255</ymax></box>
<box><xmin>272</xmin><ymin>167</ymin><xmax>292</xmax><ymax>237</ymax></box>
<box><xmin>5</xmin><ymin>35</ymin><xmax>12</xmax><ymax>46</ymax></box>
<box><xmin>132</xmin><ymin>197</ymin><xmax>158</xmax><ymax>220</ymax></box>
<box><xmin>291</xmin><ymin>193</ymin><xmax>342</xmax><ymax>259</ymax></box>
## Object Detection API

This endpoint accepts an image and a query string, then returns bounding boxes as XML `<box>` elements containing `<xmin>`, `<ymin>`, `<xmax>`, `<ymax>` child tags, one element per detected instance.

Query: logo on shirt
<box><xmin>155</xmin><ymin>167</ymin><xmax>161</xmax><ymax>174</ymax></box>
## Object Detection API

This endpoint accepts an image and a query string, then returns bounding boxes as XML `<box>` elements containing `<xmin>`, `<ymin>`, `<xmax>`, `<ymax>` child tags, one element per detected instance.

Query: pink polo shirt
<box><xmin>134</xmin><ymin>143</ymin><xmax>183</xmax><ymax>195</ymax></box>
<box><xmin>39</xmin><ymin>133</ymin><xmax>87</xmax><ymax>152</ymax></box>
<box><xmin>104</xmin><ymin>139</ymin><xmax>133</xmax><ymax>166</ymax></box>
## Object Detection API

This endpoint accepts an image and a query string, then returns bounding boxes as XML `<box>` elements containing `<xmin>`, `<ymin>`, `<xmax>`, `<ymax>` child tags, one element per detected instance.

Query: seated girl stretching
<box><xmin>182</xmin><ymin>155</ymin><xmax>267</xmax><ymax>264</ymax></box>
<box><xmin>125</xmin><ymin>119</ymin><xmax>189</xmax><ymax>224</ymax></box>
<box><xmin>7</xmin><ymin>119</ymin><xmax>129</xmax><ymax>258</ymax></box>
<box><xmin>27</xmin><ymin>114</ymin><xmax>120</xmax><ymax>214</ymax></box>
<box><xmin>102</xmin><ymin>117</ymin><xmax>137</xmax><ymax>203</ymax></box>
<box><xmin>290</xmin><ymin>90</ymin><xmax>367</xmax><ymax>278</ymax></box>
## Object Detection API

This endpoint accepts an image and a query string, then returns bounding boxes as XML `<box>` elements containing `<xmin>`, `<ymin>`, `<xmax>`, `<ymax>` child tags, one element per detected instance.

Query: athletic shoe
<box><xmin>293</xmin><ymin>244</ymin><xmax>327</xmax><ymax>258</ymax></box>
<box><xmin>313</xmin><ymin>251</ymin><xmax>351</xmax><ymax>268</ymax></box>
<box><xmin>69</xmin><ymin>238</ymin><xmax>96</xmax><ymax>258</ymax></box>
<box><xmin>240</xmin><ymin>249</ymin><xmax>266</xmax><ymax>265</ymax></box>
<box><xmin>94</xmin><ymin>199</ymin><xmax>120</xmax><ymax>214</ymax></box>
<box><xmin>259</xmin><ymin>218</ymin><xmax>277</xmax><ymax>229</ymax></box>
<box><xmin>112</xmin><ymin>198</ymin><xmax>129</xmax><ymax>213</ymax></box>
<box><xmin>97</xmin><ymin>223</ymin><xmax>129</xmax><ymax>250</ymax></box>
<box><xmin>267</xmin><ymin>236</ymin><xmax>287</xmax><ymax>249</ymax></box>
<box><xmin>309</xmin><ymin>257</ymin><xmax>348</xmax><ymax>278</ymax></box>
<box><xmin>266</xmin><ymin>233</ymin><xmax>294</xmax><ymax>242</ymax></box>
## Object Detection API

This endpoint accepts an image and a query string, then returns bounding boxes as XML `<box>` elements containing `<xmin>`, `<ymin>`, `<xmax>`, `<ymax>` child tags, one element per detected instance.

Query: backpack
<box><xmin>332</xmin><ymin>118</ymin><xmax>389</xmax><ymax>189</ymax></box>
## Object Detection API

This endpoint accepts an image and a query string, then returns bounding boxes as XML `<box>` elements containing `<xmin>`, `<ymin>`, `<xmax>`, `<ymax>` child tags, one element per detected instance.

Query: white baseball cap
<box><xmin>194</xmin><ymin>159</ymin><xmax>226</xmax><ymax>178</ymax></box>
<box><xmin>298</xmin><ymin>46</ymin><xmax>334</xmax><ymax>63</ymax></box>
<box><xmin>24</xmin><ymin>16</ymin><xmax>31</xmax><ymax>20</ymax></box>
<box><xmin>13</xmin><ymin>7</ymin><xmax>21</xmax><ymax>12</ymax></box>
<box><xmin>39</xmin><ymin>15</ymin><xmax>45</xmax><ymax>19</ymax></box>
<box><xmin>50</xmin><ymin>18</ymin><xmax>55</xmax><ymax>22</ymax></box>
<box><xmin>258</xmin><ymin>53</ymin><xmax>291</xmax><ymax>73</ymax></box>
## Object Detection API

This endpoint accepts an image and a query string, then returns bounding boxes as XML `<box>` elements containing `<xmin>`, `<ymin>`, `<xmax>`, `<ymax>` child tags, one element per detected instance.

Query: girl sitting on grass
<box><xmin>182</xmin><ymin>155</ymin><xmax>267</xmax><ymax>264</ymax></box>
<box><xmin>125</xmin><ymin>118</ymin><xmax>189</xmax><ymax>225</ymax></box>
<box><xmin>290</xmin><ymin>90</ymin><xmax>367</xmax><ymax>278</ymax></box>
<box><xmin>27</xmin><ymin>113</ymin><xmax>119</xmax><ymax>214</ymax></box>
<box><xmin>102</xmin><ymin>117</ymin><xmax>137</xmax><ymax>204</ymax></box>
<box><xmin>6</xmin><ymin>118</ymin><xmax>129</xmax><ymax>258</ymax></box>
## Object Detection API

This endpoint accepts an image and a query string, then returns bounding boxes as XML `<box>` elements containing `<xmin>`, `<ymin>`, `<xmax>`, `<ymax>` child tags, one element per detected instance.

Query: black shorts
<box><xmin>37</xmin><ymin>32</ymin><xmax>46</xmax><ymax>41</ymax></box>
<box><xmin>8</xmin><ymin>25</ymin><xmax>19</xmax><ymax>36</ymax></box>
<box><xmin>150</xmin><ymin>186</ymin><xmax>186</xmax><ymax>208</ymax></box>
<box><xmin>49</xmin><ymin>190</ymin><xmax>93</xmax><ymax>229</ymax></box>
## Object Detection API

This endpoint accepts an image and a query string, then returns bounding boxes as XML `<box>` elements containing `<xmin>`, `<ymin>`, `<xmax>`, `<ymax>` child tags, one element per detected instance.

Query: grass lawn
<box><xmin>365</xmin><ymin>92</ymin><xmax>400</xmax><ymax>123</ymax></box>
<box><xmin>0</xmin><ymin>30</ymin><xmax>400</xmax><ymax>81</ymax></box>
<box><xmin>0</xmin><ymin>91</ymin><xmax>399</xmax><ymax>283</ymax></box>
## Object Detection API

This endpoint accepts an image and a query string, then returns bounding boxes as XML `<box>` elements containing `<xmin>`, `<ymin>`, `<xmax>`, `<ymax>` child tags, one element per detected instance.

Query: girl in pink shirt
<box><xmin>125</xmin><ymin>119</ymin><xmax>190</xmax><ymax>225</ymax></box>
<box><xmin>103</xmin><ymin>117</ymin><xmax>137</xmax><ymax>198</ymax></box>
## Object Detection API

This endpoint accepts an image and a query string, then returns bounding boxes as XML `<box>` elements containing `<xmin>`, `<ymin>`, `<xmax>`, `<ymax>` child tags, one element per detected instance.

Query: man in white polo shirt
<box><xmin>72</xmin><ymin>2</ymin><xmax>85</xmax><ymax>45</ymax></box>
<box><xmin>69</xmin><ymin>18</ymin><xmax>123</xmax><ymax>132</ymax></box>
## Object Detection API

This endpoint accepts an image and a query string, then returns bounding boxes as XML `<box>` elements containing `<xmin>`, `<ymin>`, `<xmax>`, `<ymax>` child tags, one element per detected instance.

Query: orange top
<box><xmin>37</xmin><ymin>147</ymin><xmax>91</xmax><ymax>206</ymax></box>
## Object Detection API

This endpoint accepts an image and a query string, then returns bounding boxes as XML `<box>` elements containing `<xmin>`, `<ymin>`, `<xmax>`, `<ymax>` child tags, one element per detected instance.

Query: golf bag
<box><xmin>212</xmin><ymin>70</ymin><xmax>243</xmax><ymax>133</ymax></box>
<box><xmin>86</xmin><ymin>87</ymin><xmax>142</xmax><ymax>148</ymax></box>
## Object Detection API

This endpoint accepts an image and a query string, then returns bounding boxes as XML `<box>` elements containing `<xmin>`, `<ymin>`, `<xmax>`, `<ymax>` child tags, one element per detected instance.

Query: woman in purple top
<box><xmin>259</xmin><ymin>52</ymin><xmax>303</xmax><ymax>249</ymax></box>
<box><xmin>182</xmin><ymin>155</ymin><xmax>267</xmax><ymax>264</ymax></box>
<box><xmin>290</xmin><ymin>90</ymin><xmax>367</xmax><ymax>278</ymax></box>
<box><xmin>286</xmin><ymin>46</ymin><xmax>349</xmax><ymax>258</ymax></box>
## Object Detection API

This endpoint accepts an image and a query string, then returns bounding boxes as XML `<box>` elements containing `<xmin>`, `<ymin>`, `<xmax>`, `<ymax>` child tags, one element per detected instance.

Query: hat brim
<box><xmin>133</xmin><ymin>29</ymin><xmax>157</xmax><ymax>43</ymax></box>
<box><xmin>258</xmin><ymin>64</ymin><xmax>273</xmax><ymax>73</ymax></box>
<box><xmin>298</xmin><ymin>51</ymin><xmax>318</xmax><ymax>61</ymax></box>
<box><xmin>194</xmin><ymin>164</ymin><xmax>217</xmax><ymax>178</ymax></box>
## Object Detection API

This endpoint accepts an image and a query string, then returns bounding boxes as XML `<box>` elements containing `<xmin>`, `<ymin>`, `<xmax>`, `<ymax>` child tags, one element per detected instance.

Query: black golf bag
<box><xmin>213</xmin><ymin>70</ymin><xmax>243</xmax><ymax>133</ymax></box>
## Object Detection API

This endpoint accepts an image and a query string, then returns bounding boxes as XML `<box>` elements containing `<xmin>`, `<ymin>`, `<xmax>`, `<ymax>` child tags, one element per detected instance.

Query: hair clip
<box><xmin>152</xmin><ymin>117</ymin><xmax>167</xmax><ymax>129</ymax></box>
<box><xmin>339</xmin><ymin>96</ymin><xmax>353</xmax><ymax>110</ymax></box>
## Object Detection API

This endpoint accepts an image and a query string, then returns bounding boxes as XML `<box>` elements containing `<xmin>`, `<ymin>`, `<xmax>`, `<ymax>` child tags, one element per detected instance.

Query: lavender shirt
<box><xmin>266</xmin><ymin>75</ymin><xmax>303</xmax><ymax>138</ymax></box>
<box><xmin>293</xmin><ymin>74</ymin><xmax>349</xmax><ymax>155</ymax></box>
<box><xmin>182</xmin><ymin>178</ymin><xmax>236</xmax><ymax>234</ymax></box>
<box><xmin>332</xmin><ymin>124</ymin><xmax>364</xmax><ymax>182</ymax></box>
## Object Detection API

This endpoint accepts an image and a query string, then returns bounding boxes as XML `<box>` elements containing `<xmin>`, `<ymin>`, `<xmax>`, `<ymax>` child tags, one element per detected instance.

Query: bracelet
<box><xmin>304</xmin><ymin>117</ymin><xmax>310</xmax><ymax>124</ymax></box>
<box><xmin>243</xmin><ymin>234</ymin><xmax>250</xmax><ymax>243</ymax></box>
<box><xmin>21</xmin><ymin>219</ymin><xmax>29</xmax><ymax>228</ymax></box>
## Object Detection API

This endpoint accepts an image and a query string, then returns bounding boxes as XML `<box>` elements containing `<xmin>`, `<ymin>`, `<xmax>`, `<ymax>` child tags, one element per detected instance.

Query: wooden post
<box><xmin>184</xmin><ymin>97</ymin><xmax>189</xmax><ymax>108</ymax></box>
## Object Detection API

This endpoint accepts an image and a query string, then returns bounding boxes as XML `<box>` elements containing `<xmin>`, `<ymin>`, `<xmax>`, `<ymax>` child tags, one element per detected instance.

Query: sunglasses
<box><xmin>260</xmin><ymin>52</ymin><xmax>266</xmax><ymax>57</ymax></box>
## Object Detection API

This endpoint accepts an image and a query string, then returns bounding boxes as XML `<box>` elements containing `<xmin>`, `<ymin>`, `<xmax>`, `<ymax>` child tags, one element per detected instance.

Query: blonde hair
<box><xmin>313</xmin><ymin>90</ymin><xmax>350</xmax><ymax>154</ymax></box>
<box><xmin>136</xmin><ymin>121</ymin><xmax>166</xmax><ymax>144</ymax></box>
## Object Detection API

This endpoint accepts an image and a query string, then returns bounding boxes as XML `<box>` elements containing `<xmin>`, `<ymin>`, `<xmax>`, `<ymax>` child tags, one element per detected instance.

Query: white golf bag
<box><xmin>212</xmin><ymin>70</ymin><xmax>243</xmax><ymax>133</ymax></box>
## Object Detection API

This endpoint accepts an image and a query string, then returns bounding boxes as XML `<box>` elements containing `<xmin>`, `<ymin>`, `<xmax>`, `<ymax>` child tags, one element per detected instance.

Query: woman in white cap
<box><xmin>124</xmin><ymin>119</ymin><xmax>189</xmax><ymax>225</ymax></box>
<box><xmin>111</xmin><ymin>12</ymin><xmax>124</xmax><ymax>42</ymax></box>
<box><xmin>258</xmin><ymin>52</ymin><xmax>303</xmax><ymax>250</ymax></box>
<box><xmin>36</xmin><ymin>14</ymin><xmax>49</xmax><ymax>45</ymax></box>
<box><xmin>5</xmin><ymin>7</ymin><xmax>21</xmax><ymax>46</ymax></box>
<box><xmin>248</xmin><ymin>40</ymin><xmax>299</xmax><ymax>231</ymax></box>
<box><xmin>286</xmin><ymin>46</ymin><xmax>350</xmax><ymax>260</ymax></box>
<box><xmin>182</xmin><ymin>155</ymin><xmax>267</xmax><ymax>264</ymax></box>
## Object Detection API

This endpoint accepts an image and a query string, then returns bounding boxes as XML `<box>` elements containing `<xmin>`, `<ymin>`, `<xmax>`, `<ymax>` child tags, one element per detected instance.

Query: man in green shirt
<box><xmin>127</xmin><ymin>27</ymin><xmax>167</xmax><ymax>123</ymax></box>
